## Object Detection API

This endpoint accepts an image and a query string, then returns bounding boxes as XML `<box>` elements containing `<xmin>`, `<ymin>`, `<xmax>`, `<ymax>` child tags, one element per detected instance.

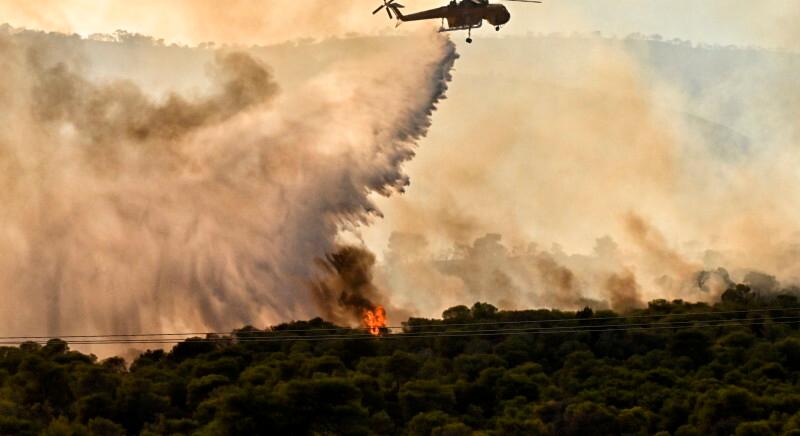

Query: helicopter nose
<box><xmin>496</xmin><ymin>8</ymin><xmax>511</xmax><ymax>25</ymax></box>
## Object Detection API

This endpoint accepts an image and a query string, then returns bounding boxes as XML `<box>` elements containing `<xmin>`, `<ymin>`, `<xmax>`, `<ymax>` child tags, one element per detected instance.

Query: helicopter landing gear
<box><xmin>466</xmin><ymin>26</ymin><xmax>473</xmax><ymax>44</ymax></box>
<box><xmin>496</xmin><ymin>26</ymin><xmax>500</xmax><ymax>31</ymax></box>
<box><xmin>466</xmin><ymin>37</ymin><xmax>473</xmax><ymax>43</ymax></box>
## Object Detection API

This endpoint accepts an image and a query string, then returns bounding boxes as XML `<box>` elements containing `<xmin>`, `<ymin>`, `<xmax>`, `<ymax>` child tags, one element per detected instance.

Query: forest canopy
<box><xmin>1</xmin><ymin>290</ymin><xmax>800</xmax><ymax>435</ymax></box>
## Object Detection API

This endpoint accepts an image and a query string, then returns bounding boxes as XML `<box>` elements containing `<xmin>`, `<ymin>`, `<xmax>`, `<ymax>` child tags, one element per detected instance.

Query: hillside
<box><xmin>1</xmin><ymin>292</ymin><xmax>800</xmax><ymax>435</ymax></box>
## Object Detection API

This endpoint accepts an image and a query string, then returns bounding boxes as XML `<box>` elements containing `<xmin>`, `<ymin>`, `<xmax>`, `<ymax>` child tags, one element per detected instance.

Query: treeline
<box><xmin>1</xmin><ymin>292</ymin><xmax>800</xmax><ymax>435</ymax></box>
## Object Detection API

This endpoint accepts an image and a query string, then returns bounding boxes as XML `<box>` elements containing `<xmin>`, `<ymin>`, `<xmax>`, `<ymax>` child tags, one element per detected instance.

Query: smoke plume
<box><xmin>366</xmin><ymin>33</ymin><xmax>800</xmax><ymax>317</ymax></box>
<box><xmin>0</xmin><ymin>27</ymin><xmax>456</xmax><ymax>350</ymax></box>
<box><xmin>311</xmin><ymin>245</ymin><xmax>406</xmax><ymax>328</ymax></box>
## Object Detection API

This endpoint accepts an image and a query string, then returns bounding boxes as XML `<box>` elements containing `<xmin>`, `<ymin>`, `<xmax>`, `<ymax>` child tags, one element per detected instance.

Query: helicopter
<box><xmin>373</xmin><ymin>0</ymin><xmax>542</xmax><ymax>44</ymax></box>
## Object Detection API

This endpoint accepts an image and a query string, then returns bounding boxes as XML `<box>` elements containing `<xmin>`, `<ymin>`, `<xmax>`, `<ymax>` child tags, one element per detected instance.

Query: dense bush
<box><xmin>1</xmin><ymin>295</ymin><xmax>799</xmax><ymax>435</ymax></box>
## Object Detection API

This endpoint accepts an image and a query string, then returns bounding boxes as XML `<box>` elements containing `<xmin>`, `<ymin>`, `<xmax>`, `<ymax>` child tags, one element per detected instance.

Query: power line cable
<box><xmin>4</xmin><ymin>315</ymin><xmax>797</xmax><ymax>346</ymax></box>
<box><xmin>1</xmin><ymin>305</ymin><xmax>797</xmax><ymax>340</ymax></box>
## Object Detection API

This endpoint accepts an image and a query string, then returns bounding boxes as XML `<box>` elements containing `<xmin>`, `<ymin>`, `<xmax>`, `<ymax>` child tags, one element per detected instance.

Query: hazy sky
<box><xmin>2</xmin><ymin>0</ymin><xmax>799</xmax><ymax>334</ymax></box>
<box><xmin>0</xmin><ymin>0</ymin><xmax>796</xmax><ymax>49</ymax></box>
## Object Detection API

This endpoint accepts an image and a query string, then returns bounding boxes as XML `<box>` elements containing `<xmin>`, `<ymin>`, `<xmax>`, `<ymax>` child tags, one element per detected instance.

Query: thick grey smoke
<box><xmin>311</xmin><ymin>245</ymin><xmax>411</xmax><ymax>328</ymax></box>
<box><xmin>0</xmin><ymin>27</ymin><xmax>456</xmax><ymax>349</ymax></box>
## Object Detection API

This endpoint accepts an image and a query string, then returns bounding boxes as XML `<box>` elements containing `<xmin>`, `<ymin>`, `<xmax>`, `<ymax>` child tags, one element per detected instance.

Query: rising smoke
<box><xmin>2</xmin><ymin>1</ymin><xmax>799</xmax><ymax>351</ymax></box>
<box><xmin>311</xmin><ymin>245</ymin><xmax>404</xmax><ymax>330</ymax></box>
<box><xmin>0</xmin><ymin>26</ymin><xmax>456</xmax><ymax>350</ymax></box>
<box><xmin>367</xmin><ymin>34</ymin><xmax>800</xmax><ymax>317</ymax></box>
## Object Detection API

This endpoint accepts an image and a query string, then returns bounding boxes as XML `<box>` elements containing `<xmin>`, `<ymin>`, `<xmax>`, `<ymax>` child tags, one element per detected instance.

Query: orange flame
<box><xmin>363</xmin><ymin>306</ymin><xmax>387</xmax><ymax>336</ymax></box>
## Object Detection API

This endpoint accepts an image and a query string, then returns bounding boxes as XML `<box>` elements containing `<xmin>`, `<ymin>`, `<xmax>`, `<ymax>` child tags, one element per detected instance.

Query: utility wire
<box><xmin>12</xmin><ymin>318</ymin><xmax>799</xmax><ymax>345</ymax></box>
<box><xmin>51</xmin><ymin>314</ymin><xmax>800</xmax><ymax>343</ymax></box>
<box><xmin>3</xmin><ymin>315</ymin><xmax>797</xmax><ymax>346</ymax></box>
<box><xmin>1</xmin><ymin>306</ymin><xmax>797</xmax><ymax>340</ymax></box>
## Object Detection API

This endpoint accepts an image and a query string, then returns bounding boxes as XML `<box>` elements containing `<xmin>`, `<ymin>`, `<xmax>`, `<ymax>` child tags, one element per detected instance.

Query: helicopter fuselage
<box><xmin>399</xmin><ymin>3</ymin><xmax>511</xmax><ymax>29</ymax></box>
<box><xmin>373</xmin><ymin>0</ymin><xmax>529</xmax><ymax>43</ymax></box>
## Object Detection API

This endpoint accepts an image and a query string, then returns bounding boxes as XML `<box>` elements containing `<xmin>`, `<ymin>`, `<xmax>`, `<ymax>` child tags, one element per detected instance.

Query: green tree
<box><xmin>432</xmin><ymin>422</ymin><xmax>474</xmax><ymax>436</ymax></box>
<box><xmin>187</xmin><ymin>374</ymin><xmax>231</xmax><ymax>407</ymax></box>
<box><xmin>471</xmin><ymin>302</ymin><xmax>499</xmax><ymax>319</ymax></box>
<box><xmin>400</xmin><ymin>380</ymin><xmax>456</xmax><ymax>419</ymax></box>
<box><xmin>495</xmin><ymin>398</ymin><xmax>548</xmax><ymax>436</ymax></box>
<box><xmin>282</xmin><ymin>377</ymin><xmax>369</xmax><ymax>435</ymax></box>
<box><xmin>443</xmin><ymin>306</ymin><xmax>471</xmax><ymax>321</ymax></box>
<box><xmin>735</xmin><ymin>421</ymin><xmax>774</xmax><ymax>436</ymax></box>
<box><xmin>669</xmin><ymin>330</ymin><xmax>712</xmax><ymax>366</ymax></box>
<box><xmin>86</xmin><ymin>418</ymin><xmax>126</xmax><ymax>436</ymax></box>
<box><xmin>407</xmin><ymin>411</ymin><xmax>455</xmax><ymax>436</ymax></box>
<box><xmin>115</xmin><ymin>377</ymin><xmax>169</xmax><ymax>433</ymax></box>
<box><xmin>693</xmin><ymin>387</ymin><xmax>761</xmax><ymax>435</ymax></box>
<box><xmin>561</xmin><ymin>401</ymin><xmax>618</xmax><ymax>436</ymax></box>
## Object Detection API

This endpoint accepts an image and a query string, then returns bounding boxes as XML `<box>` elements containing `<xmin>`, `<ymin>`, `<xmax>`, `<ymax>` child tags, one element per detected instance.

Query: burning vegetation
<box><xmin>312</xmin><ymin>246</ymin><xmax>390</xmax><ymax>331</ymax></box>
<box><xmin>363</xmin><ymin>305</ymin><xmax>387</xmax><ymax>335</ymax></box>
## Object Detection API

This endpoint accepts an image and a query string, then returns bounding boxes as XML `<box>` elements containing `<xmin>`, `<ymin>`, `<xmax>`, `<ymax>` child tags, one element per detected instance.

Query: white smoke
<box><xmin>0</xmin><ymin>27</ymin><xmax>457</xmax><ymax>351</ymax></box>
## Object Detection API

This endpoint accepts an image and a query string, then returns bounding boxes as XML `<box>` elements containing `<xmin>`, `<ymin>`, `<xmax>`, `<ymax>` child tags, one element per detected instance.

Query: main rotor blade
<box><xmin>386</xmin><ymin>7</ymin><xmax>392</xmax><ymax>18</ymax></box>
<box><xmin>372</xmin><ymin>5</ymin><xmax>385</xmax><ymax>14</ymax></box>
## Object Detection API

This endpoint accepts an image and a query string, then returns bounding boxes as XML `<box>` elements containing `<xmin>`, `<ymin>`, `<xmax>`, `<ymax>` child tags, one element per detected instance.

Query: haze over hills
<box><xmin>365</xmin><ymin>33</ymin><xmax>800</xmax><ymax>318</ymax></box>
<box><xmin>1</xmin><ymin>1</ymin><xmax>798</xmax><ymax>433</ymax></box>
<box><xmin>2</xmin><ymin>25</ymin><xmax>800</xmax><ymax>347</ymax></box>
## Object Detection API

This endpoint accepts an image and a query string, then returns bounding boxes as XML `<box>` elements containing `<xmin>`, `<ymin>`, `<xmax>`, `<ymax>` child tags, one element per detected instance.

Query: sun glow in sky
<box><xmin>0</xmin><ymin>0</ymin><xmax>796</xmax><ymax>49</ymax></box>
